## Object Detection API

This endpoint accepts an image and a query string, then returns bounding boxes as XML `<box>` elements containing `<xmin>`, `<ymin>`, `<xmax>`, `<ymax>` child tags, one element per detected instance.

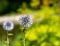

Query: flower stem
<box><xmin>7</xmin><ymin>31</ymin><xmax>9</xmax><ymax>46</ymax></box>
<box><xmin>23</xmin><ymin>28</ymin><xmax>25</xmax><ymax>46</ymax></box>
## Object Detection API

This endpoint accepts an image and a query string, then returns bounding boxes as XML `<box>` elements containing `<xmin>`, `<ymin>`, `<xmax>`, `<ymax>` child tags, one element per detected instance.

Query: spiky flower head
<box><xmin>19</xmin><ymin>15</ymin><xmax>33</xmax><ymax>28</ymax></box>
<box><xmin>3</xmin><ymin>21</ymin><xmax>14</xmax><ymax>31</ymax></box>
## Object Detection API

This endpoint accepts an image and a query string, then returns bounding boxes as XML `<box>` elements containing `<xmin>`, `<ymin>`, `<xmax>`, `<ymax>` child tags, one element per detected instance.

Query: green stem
<box><xmin>23</xmin><ymin>28</ymin><xmax>25</xmax><ymax>46</ymax></box>
<box><xmin>7</xmin><ymin>31</ymin><xmax>9</xmax><ymax>46</ymax></box>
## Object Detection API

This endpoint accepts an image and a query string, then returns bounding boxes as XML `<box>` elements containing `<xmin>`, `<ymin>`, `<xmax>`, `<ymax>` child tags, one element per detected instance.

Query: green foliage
<box><xmin>0</xmin><ymin>0</ymin><xmax>60</xmax><ymax>46</ymax></box>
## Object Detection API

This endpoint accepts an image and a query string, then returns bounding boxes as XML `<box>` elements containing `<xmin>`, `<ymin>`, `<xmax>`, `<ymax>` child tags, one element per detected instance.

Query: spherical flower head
<box><xmin>3</xmin><ymin>21</ymin><xmax>14</xmax><ymax>31</ymax></box>
<box><xmin>19</xmin><ymin>15</ymin><xmax>33</xmax><ymax>28</ymax></box>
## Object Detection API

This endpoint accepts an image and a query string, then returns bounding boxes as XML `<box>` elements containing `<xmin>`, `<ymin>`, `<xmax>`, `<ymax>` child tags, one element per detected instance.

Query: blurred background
<box><xmin>0</xmin><ymin>0</ymin><xmax>60</xmax><ymax>46</ymax></box>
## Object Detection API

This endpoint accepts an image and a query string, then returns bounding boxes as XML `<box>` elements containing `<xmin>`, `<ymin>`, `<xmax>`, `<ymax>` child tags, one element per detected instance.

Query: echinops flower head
<box><xmin>3</xmin><ymin>21</ymin><xmax>14</xmax><ymax>31</ymax></box>
<box><xmin>19</xmin><ymin>15</ymin><xmax>33</xmax><ymax>28</ymax></box>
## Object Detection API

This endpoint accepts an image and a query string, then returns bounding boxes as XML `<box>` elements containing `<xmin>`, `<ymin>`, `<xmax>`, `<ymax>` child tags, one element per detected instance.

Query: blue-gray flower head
<box><xmin>3</xmin><ymin>21</ymin><xmax>14</xmax><ymax>31</ymax></box>
<box><xmin>19</xmin><ymin>15</ymin><xmax>33</xmax><ymax>28</ymax></box>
